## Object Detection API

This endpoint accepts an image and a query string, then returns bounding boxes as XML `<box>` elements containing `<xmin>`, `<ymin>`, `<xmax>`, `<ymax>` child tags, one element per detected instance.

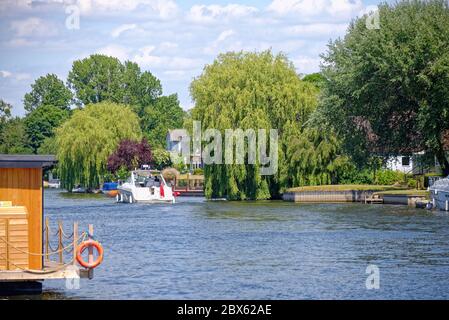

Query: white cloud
<box><xmin>0</xmin><ymin>0</ymin><xmax>178</xmax><ymax>19</ymax></box>
<box><xmin>3</xmin><ymin>38</ymin><xmax>39</xmax><ymax>47</ymax></box>
<box><xmin>68</xmin><ymin>0</ymin><xmax>178</xmax><ymax>18</ymax></box>
<box><xmin>0</xmin><ymin>71</ymin><xmax>13</xmax><ymax>78</ymax></box>
<box><xmin>0</xmin><ymin>70</ymin><xmax>31</xmax><ymax>81</ymax></box>
<box><xmin>111</xmin><ymin>24</ymin><xmax>137</xmax><ymax>38</ymax></box>
<box><xmin>133</xmin><ymin>46</ymin><xmax>201</xmax><ymax>70</ymax></box>
<box><xmin>10</xmin><ymin>17</ymin><xmax>58</xmax><ymax>37</ymax></box>
<box><xmin>96</xmin><ymin>44</ymin><xmax>130</xmax><ymax>61</ymax></box>
<box><xmin>188</xmin><ymin>4</ymin><xmax>258</xmax><ymax>23</ymax></box>
<box><xmin>267</xmin><ymin>0</ymin><xmax>363</xmax><ymax>19</ymax></box>
<box><xmin>286</xmin><ymin>23</ymin><xmax>348</xmax><ymax>37</ymax></box>
<box><xmin>291</xmin><ymin>56</ymin><xmax>321</xmax><ymax>74</ymax></box>
<box><xmin>204</xmin><ymin>29</ymin><xmax>236</xmax><ymax>55</ymax></box>
<box><xmin>216</xmin><ymin>29</ymin><xmax>235</xmax><ymax>42</ymax></box>
<box><xmin>0</xmin><ymin>0</ymin><xmax>32</xmax><ymax>12</ymax></box>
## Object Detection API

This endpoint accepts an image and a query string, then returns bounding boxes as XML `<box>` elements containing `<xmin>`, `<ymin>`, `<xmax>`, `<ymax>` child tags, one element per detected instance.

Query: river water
<box><xmin>11</xmin><ymin>189</ymin><xmax>449</xmax><ymax>299</ymax></box>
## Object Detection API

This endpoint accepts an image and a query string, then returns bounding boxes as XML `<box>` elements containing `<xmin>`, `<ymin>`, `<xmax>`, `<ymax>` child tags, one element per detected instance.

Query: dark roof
<box><xmin>0</xmin><ymin>154</ymin><xmax>56</xmax><ymax>168</ymax></box>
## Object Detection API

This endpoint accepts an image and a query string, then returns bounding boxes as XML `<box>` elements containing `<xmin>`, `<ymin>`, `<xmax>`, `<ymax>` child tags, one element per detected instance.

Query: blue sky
<box><xmin>0</xmin><ymin>0</ymin><xmax>384</xmax><ymax>116</ymax></box>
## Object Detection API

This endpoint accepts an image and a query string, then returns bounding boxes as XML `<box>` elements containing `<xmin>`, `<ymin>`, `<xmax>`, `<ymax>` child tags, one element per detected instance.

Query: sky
<box><xmin>0</xmin><ymin>0</ymin><xmax>384</xmax><ymax>116</ymax></box>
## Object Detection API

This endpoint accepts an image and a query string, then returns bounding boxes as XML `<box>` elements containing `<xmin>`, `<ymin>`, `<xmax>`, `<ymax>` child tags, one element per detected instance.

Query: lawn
<box><xmin>286</xmin><ymin>185</ymin><xmax>409</xmax><ymax>192</ymax></box>
<box><xmin>373</xmin><ymin>189</ymin><xmax>429</xmax><ymax>196</ymax></box>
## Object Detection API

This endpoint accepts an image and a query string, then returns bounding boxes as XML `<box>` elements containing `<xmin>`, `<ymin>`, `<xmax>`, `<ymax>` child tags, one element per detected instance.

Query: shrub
<box><xmin>374</xmin><ymin>170</ymin><xmax>405</xmax><ymax>185</ymax></box>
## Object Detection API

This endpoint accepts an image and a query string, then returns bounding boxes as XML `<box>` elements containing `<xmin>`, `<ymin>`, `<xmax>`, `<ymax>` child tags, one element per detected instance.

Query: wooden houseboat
<box><xmin>0</xmin><ymin>155</ymin><xmax>102</xmax><ymax>294</ymax></box>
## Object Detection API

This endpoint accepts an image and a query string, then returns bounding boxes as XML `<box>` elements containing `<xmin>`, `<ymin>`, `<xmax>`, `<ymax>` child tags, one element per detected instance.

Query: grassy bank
<box><xmin>286</xmin><ymin>185</ymin><xmax>409</xmax><ymax>192</ymax></box>
<box><xmin>373</xmin><ymin>189</ymin><xmax>429</xmax><ymax>197</ymax></box>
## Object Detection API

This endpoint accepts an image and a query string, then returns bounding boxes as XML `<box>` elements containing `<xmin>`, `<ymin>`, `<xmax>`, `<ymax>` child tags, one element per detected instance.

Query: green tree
<box><xmin>24</xmin><ymin>105</ymin><xmax>70</xmax><ymax>153</ymax></box>
<box><xmin>302</xmin><ymin>73</ymin><xmax>326</xmax><ymax>89</ymax></box>
<box><xmin>286</xmin><ymin>127</ymin><xmax>352</xmax><ymax>187</ymax></box>
<box><xmin>0</xmin><ymin>117</ymin><xmax>33</xmax><ymax>154</ymax></box>
<box><xmin>321</xmin><ymin>0</ymin><xmax>449</xmax><ymax>174</ymax></box>
<box><xmin>141</xmin><ymin>94</ymin><xmax>185</xmax><ymax>148</ymax></box>
<box><xmin>190</xmin><ymin>50</ymin><xmax>318</xmax><ymax>200</ymax></box>
<box><xmin>0</xmin><ymin>99</ymin><xmax>12</xmax><ymax>122</ymax></box>
<box><xmin>55</xmin><ymin>102</ymin><xmax>141</xmax><ymax>191</ymax></box>
<box><xmin>68</xmin><ymin>55</ymin><xmax>124</xmax><ymax>105</ymax></box>
<box><xmin>152</xmin><ymin>148</ymin><xmax>172</xmax><ymax>170</ymax></box>
<box><xmin>24</xmin><ymin>74</ymin><xmax>72</xmax><ymax>113</ymax></box>
<box><xmin>1</xmin><ymin>99</ymin><xmax>12</xmax><ymax>135</ymax></box>
<box><xmin>67</xmin><ymin>54</ymin><xmax>162</xmax><ymax>109</ymax></box>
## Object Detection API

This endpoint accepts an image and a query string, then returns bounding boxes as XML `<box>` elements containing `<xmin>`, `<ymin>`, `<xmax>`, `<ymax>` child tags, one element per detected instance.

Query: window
<box><xmin>402</xmin><ymin>156</ymin><xmax>410</xmax><ymax>166</ymax></box>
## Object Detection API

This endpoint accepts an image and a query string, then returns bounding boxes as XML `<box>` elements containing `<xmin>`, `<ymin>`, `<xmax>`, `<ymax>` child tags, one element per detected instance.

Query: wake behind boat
<box><xmin>116</xmin><ymin>170</ymin><xmax>177</xmax><ymax>204</ymax></box>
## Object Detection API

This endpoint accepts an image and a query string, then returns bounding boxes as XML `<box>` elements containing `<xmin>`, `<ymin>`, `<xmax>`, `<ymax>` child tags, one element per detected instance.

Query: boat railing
<box><xmin>43</xmin><ymin>218</ymin><xmax>95</xmax><ymax>274</ymax></box>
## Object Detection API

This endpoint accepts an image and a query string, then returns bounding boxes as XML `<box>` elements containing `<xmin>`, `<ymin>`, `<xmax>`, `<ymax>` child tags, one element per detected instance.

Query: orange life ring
<box><xmin>76</xmin><ymin>239</ymin><xmax>104</xmax><ymax>269</ymax></box>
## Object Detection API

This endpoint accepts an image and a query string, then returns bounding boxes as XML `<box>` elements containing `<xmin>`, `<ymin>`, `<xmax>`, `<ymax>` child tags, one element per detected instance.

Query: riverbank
<box><xmin>283</xmin><ymin>185</ymin><xmax>428</xmax><ymax>206</ymax></box>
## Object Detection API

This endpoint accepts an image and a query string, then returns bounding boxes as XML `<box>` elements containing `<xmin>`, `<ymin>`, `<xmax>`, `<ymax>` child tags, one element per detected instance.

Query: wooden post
<box><xmin>5</xmin><ymin>218</ymin><xmax>9</xmax><ymax>270</ymax></box>
<box><xmin>58</xmin><ymin>221</ymin><xmax>63</xmax><ymax>264</ymax></box>
<box><xmin>88</xmin><ymin>224</ymin><xmax>94</xmax><ymax>279</ymax></box>
<box><xmin>45</xmin><ymin>217</ymin><xmax>50</xmax><ymax>262</ymax></box>
<box><xmin>72</xmin><ymin>222</ymin><xmax>78</xmax><ymax>265</ymax></box>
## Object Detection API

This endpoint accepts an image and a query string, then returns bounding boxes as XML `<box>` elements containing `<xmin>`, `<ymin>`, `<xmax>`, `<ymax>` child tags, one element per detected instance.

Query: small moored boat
<box><xmin>116</xmin><ymin>170</ymin><xmax>177</xmax><ymax>204</ymax></box>
<box><xmin>102</xmin><ymin>182</ymin><xmax>118</xmax><ymax>197</ymax></box>
<box><xmin>430</xmin><ymin>176</ymin><xmax>449</xmax><ymax>211</ymax></box>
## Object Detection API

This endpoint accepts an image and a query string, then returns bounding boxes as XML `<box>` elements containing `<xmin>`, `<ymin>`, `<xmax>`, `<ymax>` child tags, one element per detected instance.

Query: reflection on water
<box><xmin>4</xmin><ymin>189</ymin><xmax>449</xmax><ymax>299</ymax></box>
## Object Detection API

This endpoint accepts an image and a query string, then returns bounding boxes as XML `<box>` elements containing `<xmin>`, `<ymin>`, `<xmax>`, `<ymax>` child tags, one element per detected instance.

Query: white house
<box><xmin>166</xmin><ymin>130</ymin><xmax>202</xmax><ymax>170</ymax></box>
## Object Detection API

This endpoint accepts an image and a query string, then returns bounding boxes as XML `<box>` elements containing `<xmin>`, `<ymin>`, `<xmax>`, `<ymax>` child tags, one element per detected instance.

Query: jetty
<box><xmin>282</xmin><ymin>185</ymin><xmax>428</xmax><ymax>207</ymax></box>
<box><xmin>0</xmin><ymin>155</ymin><xmax>99</xmax><ymax>294</ymax></box>
<box><xmin>172</xmin><ymin>173</ymin><xmax>205</xmax><ymax>197</ymax></box>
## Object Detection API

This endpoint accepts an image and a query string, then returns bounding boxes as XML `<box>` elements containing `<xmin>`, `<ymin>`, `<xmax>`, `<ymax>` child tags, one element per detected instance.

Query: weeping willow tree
<box><xmin>55</xmin><ymin>102</ymin><xmax>141</xmax><ymax>191</ymax></box>
<box><xmin>190</xmin><ymin>50</ymin><xmax>319</xmax><ymax>200</ymax></box>
<box><xmin>286</xmin><ymin>128</ymin><xmax>352</xmax><ymax>187</ymax></box>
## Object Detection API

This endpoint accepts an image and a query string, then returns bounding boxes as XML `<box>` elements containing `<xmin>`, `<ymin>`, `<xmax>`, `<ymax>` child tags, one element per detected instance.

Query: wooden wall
<box><xmin>0</xmin><ymin>168</ymin><xmax>42</xmax><ymax>269</ymax></box>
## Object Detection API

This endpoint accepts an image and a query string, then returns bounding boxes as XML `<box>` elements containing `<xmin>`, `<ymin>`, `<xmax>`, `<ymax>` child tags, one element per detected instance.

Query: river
<box><xmin>12</xmin><ymin>189</ymin><xmax>449</xmax><ymax>299</ymax></box>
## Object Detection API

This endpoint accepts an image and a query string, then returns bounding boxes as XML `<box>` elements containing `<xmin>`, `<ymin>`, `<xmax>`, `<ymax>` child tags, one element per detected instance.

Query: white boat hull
<box><xmin>429</xmin><ymin>177</ymin><xmax>449</xmax><ymax>211</ymax></box>
<box><xmin>430</xmin><ymin>190</ymin><xmax>449</xmax><ymax>211</ymax></box>
<box><xmin>117</xmin><ymin>185</ymin><xmax>175</xmax><ymax>203</ymax></box>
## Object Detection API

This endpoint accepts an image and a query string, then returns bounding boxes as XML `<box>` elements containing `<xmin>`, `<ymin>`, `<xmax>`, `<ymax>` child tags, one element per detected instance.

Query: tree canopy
<box><xmin>321</xmin><ymin>0</ymin><xmax>449</xmax><ymax>174</ymax></box>
<box><xmin>0</xmin><ymin>117</ymin><xmax>32</xmax><ymax>154</ymax></box>
<box><xmin>141</xmin><ymin>93</ymin><xmax>185</xmax><ymax>148</ymax></box>
<box><xmin>67</xmin><ymin>54</ymin><xmax>162</xmax><ymax>110</ymax></box>
<box><xmin>0</xmin><ymin>99</ymin><xmax>12</xmax><ymax>135</ymax></box>
<box><xmin>24</xmin><ymin>105</ymin><xmax>70</xmax><ymax>153</ymax></box>
<box><xmin>24</xmin><ymin>74</ymin><xmax>73</xmax><ymax>113</ymax></box>
<box><xmin>190</xmin><ymin>50</ymin><xmax>319</xmax><ymax>200</ymax></box>
<box><xmin>55</xmin><ymin>102</ymin><xmax>141</xmax><ymax>191</ymax></box>
<box><xmin>107</xmin><ymin>138</ymin><xmax>152</xmax><ymax>174</ymax></box>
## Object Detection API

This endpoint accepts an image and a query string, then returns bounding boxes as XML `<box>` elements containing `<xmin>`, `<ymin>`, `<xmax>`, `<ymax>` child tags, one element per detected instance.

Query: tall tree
<box><xmin>67</xmin><ymin>54</ymin><xmax>162</xmax><ymax>109</ymax></box>
<box><xmin>0</xmin><ymin>99</ymin><xmax>12</xmax><ymax>134</ymax></box>
<box><xmin>0</xmin><ymin>99</ymin><xmax>12</xmax><ymax>122</ymax></box>
<box><xmin>24</xmin><ymin>105</ymin><xmax>70</xmax><ymax>153</ymax></box>
<box><xmin>24</xmin><ymin>74</ymin><xmax>72</xmax><ymax>113</ymax></box>
<box><xmin>286</xmin><ymin>127</ymin><xmax>352</xmax><ymax>187</ymax></box>
<box><xmin>0</xmin><ymin>117</ymin><xmax>32</xmax><ymax>154</ymax></box>
<box><xmin>190</xmin><ymin>50</ymin><xmax>318</xmax><ymax>200</ymax></box>
<box><xmin>55</xmin><ymin>102</ymin><xmax>141</xmax><ymax>191</ymax></box>
<box><xmin>321</xmin><ymin>0</ymin><xmax>449</xmax><ymax>174</ymax></box>
<box><xmin>141</xmin><ymin>94</ymin><xmax>185</xmax><ymax>148</ymax></box>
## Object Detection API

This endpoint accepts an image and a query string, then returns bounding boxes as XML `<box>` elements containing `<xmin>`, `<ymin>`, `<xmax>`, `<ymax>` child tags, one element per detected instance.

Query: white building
<box><xmin>166</xmin><ymin>130</ymin><xmax>202</xmax><ymax>170</ymax></box>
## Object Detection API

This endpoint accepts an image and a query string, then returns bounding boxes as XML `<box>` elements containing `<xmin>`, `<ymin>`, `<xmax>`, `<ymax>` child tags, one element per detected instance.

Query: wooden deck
<box><xmin>0</xmin><ymin>261</ymin><xmax>91</xmax><ymax>281</ymax></box>
<box><xmin>364</xmin><ymin>195</ymin><xmax>384</xmax><ymax>204</ymax></box>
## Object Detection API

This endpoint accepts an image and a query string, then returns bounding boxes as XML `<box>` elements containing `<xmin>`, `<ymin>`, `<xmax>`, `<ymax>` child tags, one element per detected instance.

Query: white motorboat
<box><xmin>116</xmin><ymin>170</ymin><xmax>176</xmax><ymax>204</ymax></box>
<box><xmin>430</xmin><ymin>176</ymin><xmax>449</xmax><ymax>211</ymax></box>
